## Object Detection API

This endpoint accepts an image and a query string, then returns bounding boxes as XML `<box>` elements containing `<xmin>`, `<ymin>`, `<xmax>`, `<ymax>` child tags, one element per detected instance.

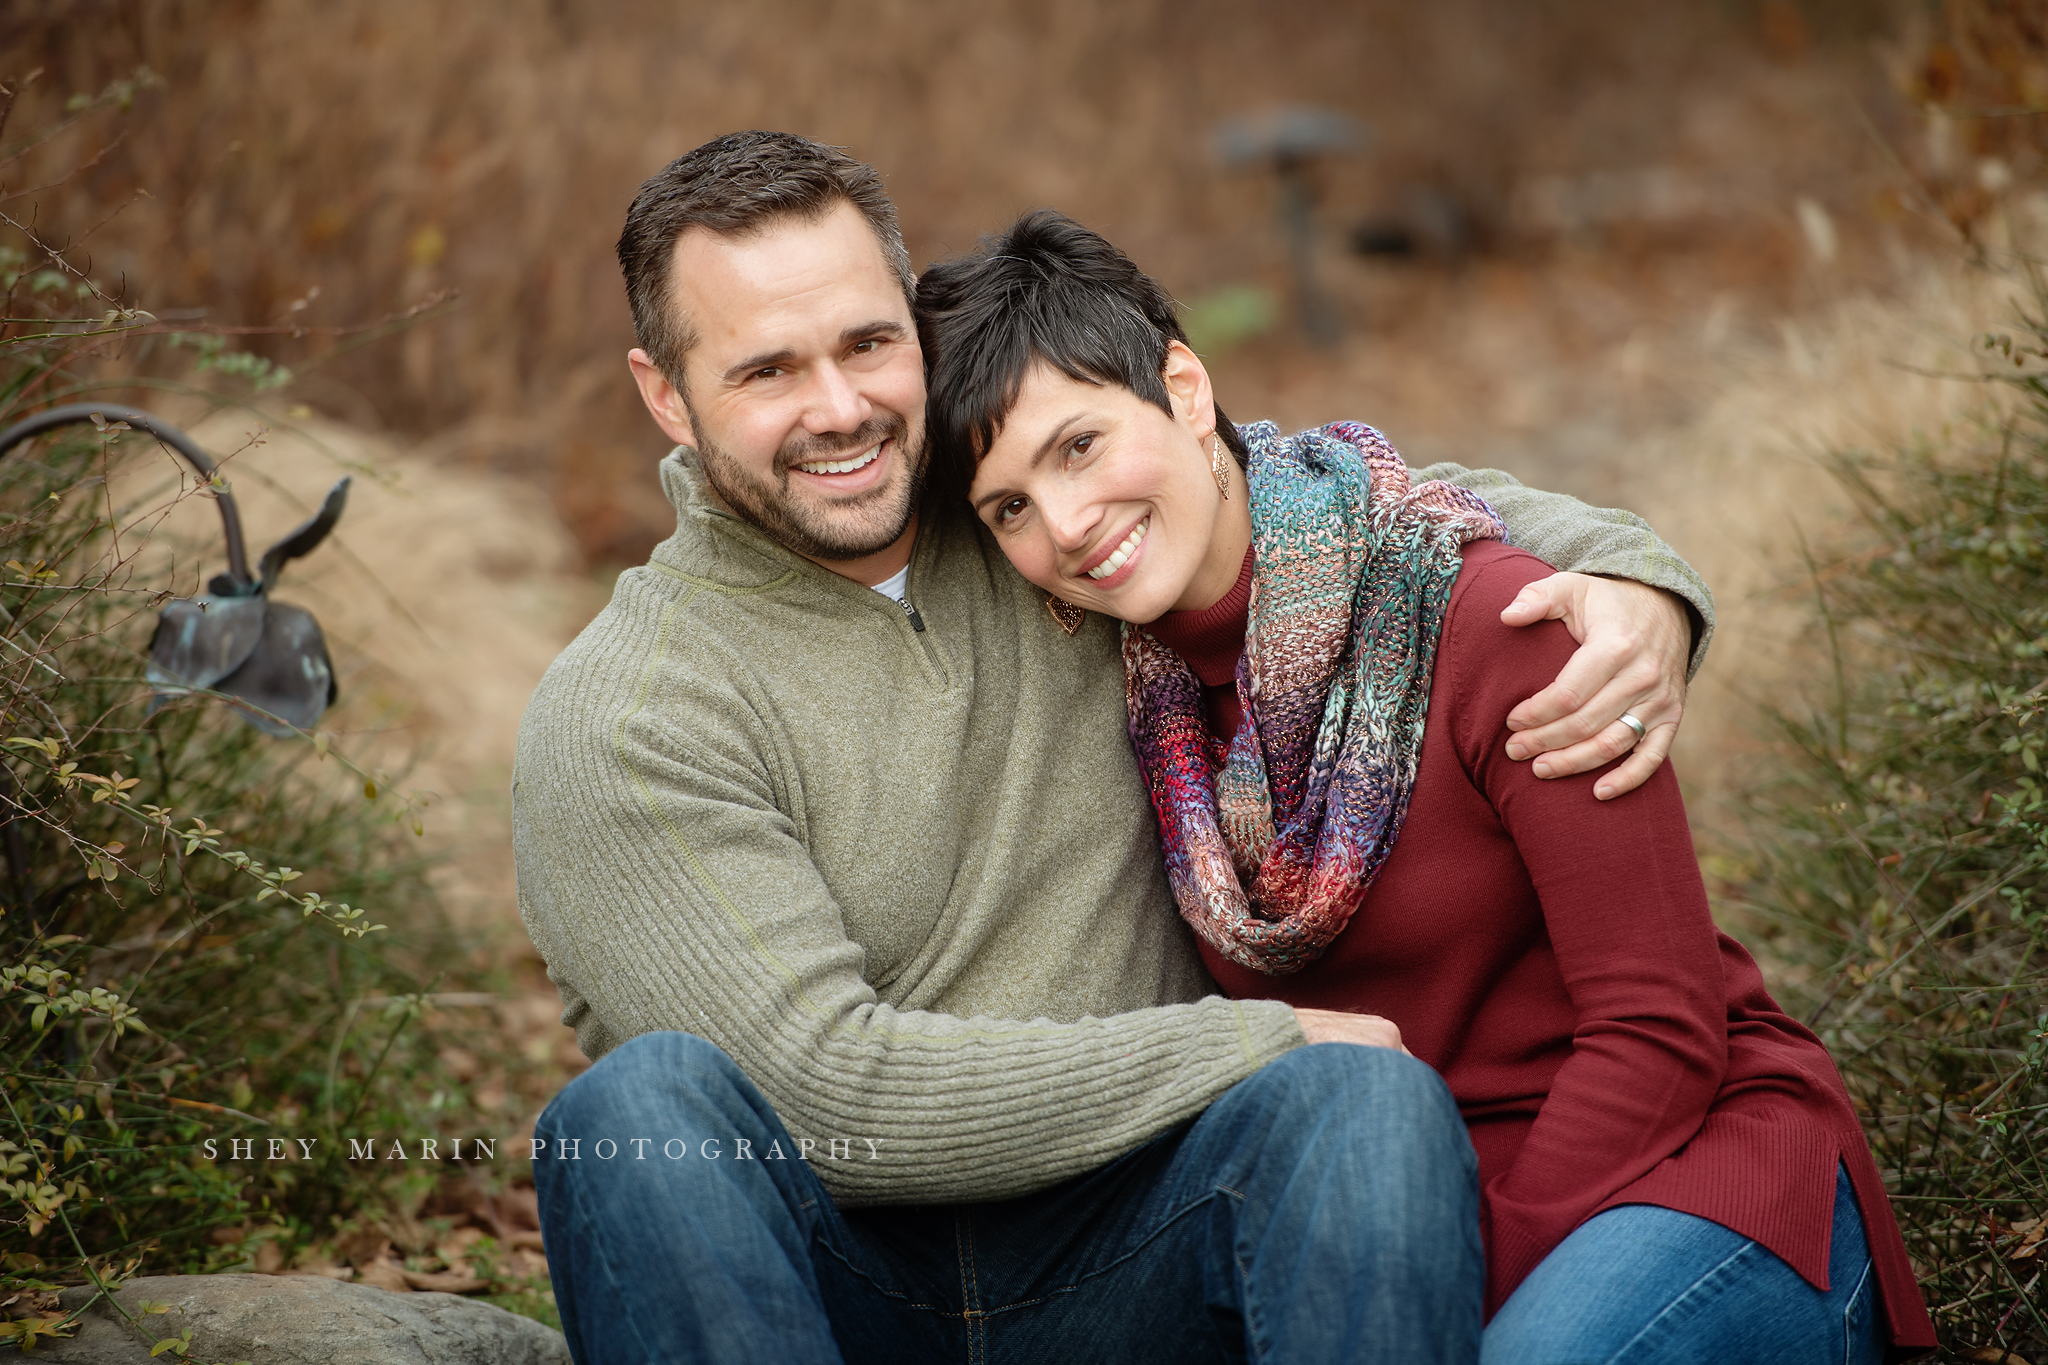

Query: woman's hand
<box><xmin>1496</xmin><ymin>574</ymin><xmax>1692</xmax><ymax>800</ymax></box>
<box><xmin>1294</xmin><ymin>1007</ymin><xmax>1409</xmax><ymax>1053</ymax></box>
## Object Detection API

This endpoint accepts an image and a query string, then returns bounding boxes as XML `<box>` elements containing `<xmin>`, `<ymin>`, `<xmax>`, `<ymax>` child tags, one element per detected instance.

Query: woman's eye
<box><xmin>1065</xmin><ymin>434</ymin><xmax>1095</xmax><ymax>465</ymax></box>
<box><xmin>995</xmin><ymin>496</ymin><xmax>1029</xmax><ymax>525</ymax></box>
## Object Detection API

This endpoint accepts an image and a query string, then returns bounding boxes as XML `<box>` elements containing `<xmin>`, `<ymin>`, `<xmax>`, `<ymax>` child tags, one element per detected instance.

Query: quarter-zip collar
<box><xmin>650</xmin><ymin>446</ymin><xmax>944</xmax><ymax>669</ymax></box>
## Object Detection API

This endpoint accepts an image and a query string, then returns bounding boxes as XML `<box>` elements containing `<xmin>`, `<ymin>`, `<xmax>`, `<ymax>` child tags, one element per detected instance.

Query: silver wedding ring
<box><xmin>1619</xmin><ymin>712</ymin><xmax>1648</xmax><ymax>747</ymax></box>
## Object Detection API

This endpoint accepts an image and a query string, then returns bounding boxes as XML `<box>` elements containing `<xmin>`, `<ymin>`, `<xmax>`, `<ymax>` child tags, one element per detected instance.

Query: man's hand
<box><xmin>1498</xmin><ymin>573</ymin><xmax>1690</xmax><ymax>801</ymax></box>
<box><xmin>1295</xmin><ymin>1007</ymin><xmax>1408</xmax><ymax>1053</ymax></box>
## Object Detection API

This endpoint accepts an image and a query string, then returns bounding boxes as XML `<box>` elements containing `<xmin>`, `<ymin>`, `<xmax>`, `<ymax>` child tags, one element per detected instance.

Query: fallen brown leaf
<box><xmin>435</xmin><ymin>1225</ymin><xmax>488</xmax><ymax>1266</ymax></box>
<box><xmin>355</xmin><ymin>1259</ymin><xmax>413</xmax><ymax>1293</ymax></box>
<box><xmin>398</xmin><ymin>1268</ymin><xmax>490</xmax><ymax>1294</ymax></box>
<box><xmin>335</xmin><ymin>1229</ymin><xmax>394</xmax><ymax>1269</ymax></box>
<box><xmin>2</xmin><ymin>1291</ymin><xmax>59</xmax><ymax>1319</ymax></box>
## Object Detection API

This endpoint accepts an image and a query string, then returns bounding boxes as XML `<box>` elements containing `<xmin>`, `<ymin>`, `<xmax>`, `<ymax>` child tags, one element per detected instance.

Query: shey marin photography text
<box><xmin>197</xmin><ymin>1135</ymin><xmax>887</xmax><ymax>1163</ymax></box>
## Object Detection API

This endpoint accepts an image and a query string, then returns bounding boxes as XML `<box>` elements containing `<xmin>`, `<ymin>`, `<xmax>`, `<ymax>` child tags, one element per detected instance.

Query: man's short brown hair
<box><xmin>617</xmin><ymin>131</ymin><xmax>914</xmax><ymax>392</ymax></box>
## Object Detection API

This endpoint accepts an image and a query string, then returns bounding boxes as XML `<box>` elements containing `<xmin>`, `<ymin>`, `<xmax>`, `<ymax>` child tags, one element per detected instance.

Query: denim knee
<box><xmin>538</xmin><ymin>1030</ymin><xmax>765</xmax><ymax>1140</ymax></box>
<box><xmin>1257</xmin><ymin>1044</ymin><xmax>1465</xmax><ymax>1131</ymax></box>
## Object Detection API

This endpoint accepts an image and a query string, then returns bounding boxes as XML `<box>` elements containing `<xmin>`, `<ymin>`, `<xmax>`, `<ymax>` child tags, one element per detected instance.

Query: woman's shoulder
<box><xmin>1447</xmin><ymin>540</ymin><xmax>1560</xmax><ymax>625</ymax></box>
<box><xmin>1433</xmin><ymin>541</ymin><xmax>1575</xmax><ymax>748</ymax></box>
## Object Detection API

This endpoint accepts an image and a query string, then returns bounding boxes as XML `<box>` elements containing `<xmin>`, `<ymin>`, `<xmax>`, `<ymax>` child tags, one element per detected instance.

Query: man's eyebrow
<box><xmin>971</xmin><ymin>413</ymin><xmax>1088</xmax><ymax>513</ymax></box>
<box><xmin>719</xmin><ymin>348</ymin><xmax>796</xmax><ymax>387</ymax></box>
<box><xmin>841</xmin><ymin>319</ymin><xmax>907</xmax><ymax>346</ymax></box>
<box><xmin>716</xmin><ymin>321</ymin><xmax>908</xmax><ymax>388</ymax></box>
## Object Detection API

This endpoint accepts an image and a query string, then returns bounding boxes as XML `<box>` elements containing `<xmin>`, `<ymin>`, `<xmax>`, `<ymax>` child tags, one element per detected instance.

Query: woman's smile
<box><xmin>1080</xmin><ymin>515</ymin><xmax>1149</xmax><ymax>583</ymax></box>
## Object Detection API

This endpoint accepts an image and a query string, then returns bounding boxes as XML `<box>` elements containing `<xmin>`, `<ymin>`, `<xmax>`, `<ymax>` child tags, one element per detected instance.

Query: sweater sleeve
<box><xmin>512</xmin><ymin>598</ymin><xmax>1305</xmax><ymax>1209</ymax></box>
<box><xmin>1416</xmin><ymin>461</ymin><xmax>1714</xmax><ymax>678</ymax></box>
<box><xmin>1440</xmin><ymin>548</ymin><xmax>1730</xmax><ymax>1313</ymax></box>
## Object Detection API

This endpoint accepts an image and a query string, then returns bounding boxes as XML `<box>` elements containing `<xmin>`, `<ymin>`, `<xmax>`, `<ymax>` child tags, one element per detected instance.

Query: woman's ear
<box><xmin>1160</xmin><ymin>340</ymin><xmax>1216</xmax><ymax>436</ymax></box>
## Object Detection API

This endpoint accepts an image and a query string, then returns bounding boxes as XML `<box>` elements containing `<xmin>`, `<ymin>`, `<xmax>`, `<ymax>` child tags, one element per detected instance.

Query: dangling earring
<box><xmin>1210</xmin><ymin>434</ymin><xmax>1231</xmax><ymax>500</ymax></box>
<box><xmin>1046</xmin><ymin>595</ymin><xmax>1085</xmax><ymax>636</ymax></box>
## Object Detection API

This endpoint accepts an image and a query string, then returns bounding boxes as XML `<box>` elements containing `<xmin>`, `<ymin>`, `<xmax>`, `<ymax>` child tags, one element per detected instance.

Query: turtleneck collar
<box><xmin>1142</xmin><ymin>545</ymin><xmax>1254</xmax><ymax>688</ymax></box>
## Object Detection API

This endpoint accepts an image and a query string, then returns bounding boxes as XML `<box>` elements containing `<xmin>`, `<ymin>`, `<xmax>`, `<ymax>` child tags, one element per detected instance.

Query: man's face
<box><xmin>630</xmin><ymin>202</ymin><xmax>928</xmax><ymax>568</ymax></box>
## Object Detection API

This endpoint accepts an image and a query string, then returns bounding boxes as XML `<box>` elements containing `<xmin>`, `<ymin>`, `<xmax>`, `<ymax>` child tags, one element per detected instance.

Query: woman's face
<box><xmin>967</xmin><ymin>342</ymin><xmax>1241</xmax><ymax>625</ymax></box>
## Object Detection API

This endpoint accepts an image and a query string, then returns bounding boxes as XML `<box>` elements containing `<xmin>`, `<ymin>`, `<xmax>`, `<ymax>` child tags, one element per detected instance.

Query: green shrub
<box><xmin>0</xmin><ymin>72</ymin><xmax>533</xmax><ymax>1341</ymax></box>
<box><xmin>1739</xmin><ymin>273</ymin><xmax>2048</xmax><ymax>1361</ymax></box>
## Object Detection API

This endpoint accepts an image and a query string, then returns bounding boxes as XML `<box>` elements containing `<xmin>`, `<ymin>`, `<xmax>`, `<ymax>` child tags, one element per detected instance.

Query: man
<box><xmin>514</xmin><ymin>131</ymin><xmax>1712</xmax><ymax>1363</ymax></box>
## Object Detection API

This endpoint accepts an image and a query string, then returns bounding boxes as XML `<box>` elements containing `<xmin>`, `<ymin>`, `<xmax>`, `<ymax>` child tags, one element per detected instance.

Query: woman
<box><xmin>915</xmin><ymin>210</ymin><xmax>1937</xmax><ymax>1364</ymax></box>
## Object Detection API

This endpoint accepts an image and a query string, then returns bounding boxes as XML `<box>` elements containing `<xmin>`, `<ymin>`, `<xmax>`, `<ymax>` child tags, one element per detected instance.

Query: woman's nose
<box><xmin>1039</xmin><ymin>491</ymin><xmax>1101</xmax><ymax>556</ymax></box>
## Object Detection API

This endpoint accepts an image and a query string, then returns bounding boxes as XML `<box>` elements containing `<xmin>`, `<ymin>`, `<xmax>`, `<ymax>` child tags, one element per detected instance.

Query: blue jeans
<box><xmin>1482</xmin><ymin>1164</ymin><xmax>1885</xmax><ymax>1364</ymax></box>
<box><xmin>532</xmin><ymin>1032</ymin><xmax>1483</xmax><ymax>1364</ymax></box>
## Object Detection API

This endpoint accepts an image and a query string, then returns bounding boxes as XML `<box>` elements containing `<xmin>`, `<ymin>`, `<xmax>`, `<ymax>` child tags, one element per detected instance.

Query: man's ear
<box><xmin>1161</xmin><ymin>340</ymin><xmax>1216</xmax><ymax>438</ymax></box>
<box><xmin>628</xmin><ymin>348</ymin><xmax>699</xmax><ymax>449</ymax></box>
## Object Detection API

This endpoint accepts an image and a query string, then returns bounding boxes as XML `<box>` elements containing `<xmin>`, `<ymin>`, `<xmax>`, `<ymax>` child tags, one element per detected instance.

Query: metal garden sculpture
<box><xmin>0</xmin><ymin>402</ymin><xmax>348</xmax><ymax>736</ymax></box>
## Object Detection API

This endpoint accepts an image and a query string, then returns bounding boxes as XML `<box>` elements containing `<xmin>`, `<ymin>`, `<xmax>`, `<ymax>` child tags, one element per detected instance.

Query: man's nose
<box><xmin>799</xmin><ymin>360</ymin><xmax>870</xmax><ymax>434</ymax></box>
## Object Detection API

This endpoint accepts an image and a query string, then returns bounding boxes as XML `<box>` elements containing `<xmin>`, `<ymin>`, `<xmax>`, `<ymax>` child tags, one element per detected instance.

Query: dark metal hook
<box><xmin>0</xmin><ymin>401</ymin><xmax>253</xmax><ymax>586</ymax></box>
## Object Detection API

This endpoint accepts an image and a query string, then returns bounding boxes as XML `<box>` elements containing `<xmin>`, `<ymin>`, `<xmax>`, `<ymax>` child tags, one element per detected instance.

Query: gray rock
<box><xmin>18</xmin><ymin>1274</ymin><xmax>569</xmax><ymax>1365</ymax></box>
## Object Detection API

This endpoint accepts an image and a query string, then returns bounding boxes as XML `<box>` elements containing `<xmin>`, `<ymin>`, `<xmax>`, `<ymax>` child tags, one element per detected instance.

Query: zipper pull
<box><xmin>900</xmin><ymin>598</ymin><xmax>926</xmax><ymax>632</ymax></box>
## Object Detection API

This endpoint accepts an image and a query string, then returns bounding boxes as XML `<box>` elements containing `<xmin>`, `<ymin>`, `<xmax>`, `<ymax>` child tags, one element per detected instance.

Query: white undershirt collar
<box><xmin>869</xmin><ymin>564</ymin><xmax>911</xmax><ymax>603</ymax></box>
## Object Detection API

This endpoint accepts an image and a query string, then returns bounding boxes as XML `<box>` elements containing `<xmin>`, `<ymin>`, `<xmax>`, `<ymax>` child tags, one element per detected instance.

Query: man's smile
<box><xmin>786</xmin><ymin>436</ymin><xmax>893</xmax><ymax>497</ymax></box>
<box><xmin>794</xmin><ymin>444</ymin><xmax>881</xmax><ymax>477</ymax></box>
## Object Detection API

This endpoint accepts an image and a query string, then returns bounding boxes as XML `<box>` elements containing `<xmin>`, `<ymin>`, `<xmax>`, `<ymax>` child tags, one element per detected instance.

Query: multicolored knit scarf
<box><xmin>1123</xmin><ymin>420</ymin><xmax>1506</xmax><ymax>976</ymax></box>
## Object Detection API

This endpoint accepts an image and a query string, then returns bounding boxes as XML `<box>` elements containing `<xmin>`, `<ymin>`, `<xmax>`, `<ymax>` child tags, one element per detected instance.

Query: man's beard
<box><xmin>691</xmin><ymin>412</ymin><xmax>927</xmax><ymax>563</ymax></box>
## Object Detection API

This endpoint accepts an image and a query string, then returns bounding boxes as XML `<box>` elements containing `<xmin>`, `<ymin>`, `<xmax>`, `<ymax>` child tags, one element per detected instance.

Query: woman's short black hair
<box><xmin>915</xmin><ymin>209</ymin><xmax>1245</xmax><ymax>507</ymax></box>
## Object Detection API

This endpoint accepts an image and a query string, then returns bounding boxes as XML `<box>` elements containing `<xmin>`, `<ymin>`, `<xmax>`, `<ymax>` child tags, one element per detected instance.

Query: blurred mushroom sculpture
<box><xmin>1214</xmin><ymin>105</ymin><xmax>1367</xmax><ymax>347</ymax></box>
<box><xmin>0</xmin><ymin>402</ymin><xmax>349</xmax><ymax>736</ymax></box>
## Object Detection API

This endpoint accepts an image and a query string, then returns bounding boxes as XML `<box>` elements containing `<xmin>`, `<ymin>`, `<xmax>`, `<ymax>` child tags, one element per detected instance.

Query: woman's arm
<box><xmin>1441</xmin><ymin>546</ymin><xmax>1730</xmax><ymax>1314</ymax></box>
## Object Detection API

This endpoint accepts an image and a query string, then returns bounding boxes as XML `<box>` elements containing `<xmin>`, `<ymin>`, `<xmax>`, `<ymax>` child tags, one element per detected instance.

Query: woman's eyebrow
<box><xmin>1029</xmin><ymin>413</ymin><xmax>1089</xmax><ymax>467</ymax></box>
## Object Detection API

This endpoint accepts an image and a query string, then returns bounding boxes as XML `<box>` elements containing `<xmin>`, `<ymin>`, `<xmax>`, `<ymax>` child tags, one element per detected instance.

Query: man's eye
<box><xmin>850</xmin><ymin>339</ymin><xmax>880</xmax><ymax>355</ymax></box>
<box><xmin>752</xmin><ymin>366</ymin><xmax>783</xmax><ymax>380</ymax></box>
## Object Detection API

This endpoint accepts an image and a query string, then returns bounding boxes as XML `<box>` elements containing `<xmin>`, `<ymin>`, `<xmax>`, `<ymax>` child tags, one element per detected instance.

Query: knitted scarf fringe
<box><xmin>1123</xmin><ymin>420</ymin><xmax>1506</xmax><ymax>975</ymax></box>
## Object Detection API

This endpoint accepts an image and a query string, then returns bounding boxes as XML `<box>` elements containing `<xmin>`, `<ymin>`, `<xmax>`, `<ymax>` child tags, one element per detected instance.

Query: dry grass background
<box><xmin>5</xmin><ymin>0</ymin><xmax>2046</xmax><ymax>1140</ymax></box>
<box><xmin>5</xmin><ymin>0</ymin><xmax>1969</xmax><ymax>554</ymax></box>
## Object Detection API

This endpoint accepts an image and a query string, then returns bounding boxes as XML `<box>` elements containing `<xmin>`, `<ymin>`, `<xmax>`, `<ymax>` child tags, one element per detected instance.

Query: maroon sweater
<box><xmin>1146</xmin><ymin>540</ymin><xmax>1935</xmax><ymax>1355</ymax></box>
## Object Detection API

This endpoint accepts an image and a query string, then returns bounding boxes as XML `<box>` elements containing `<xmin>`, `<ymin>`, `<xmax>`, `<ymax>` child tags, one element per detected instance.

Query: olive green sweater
<box><xmin>512</xmin><ymin>449</ymin><xmax>1713</xmax><ymax>1206</ymax></box>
